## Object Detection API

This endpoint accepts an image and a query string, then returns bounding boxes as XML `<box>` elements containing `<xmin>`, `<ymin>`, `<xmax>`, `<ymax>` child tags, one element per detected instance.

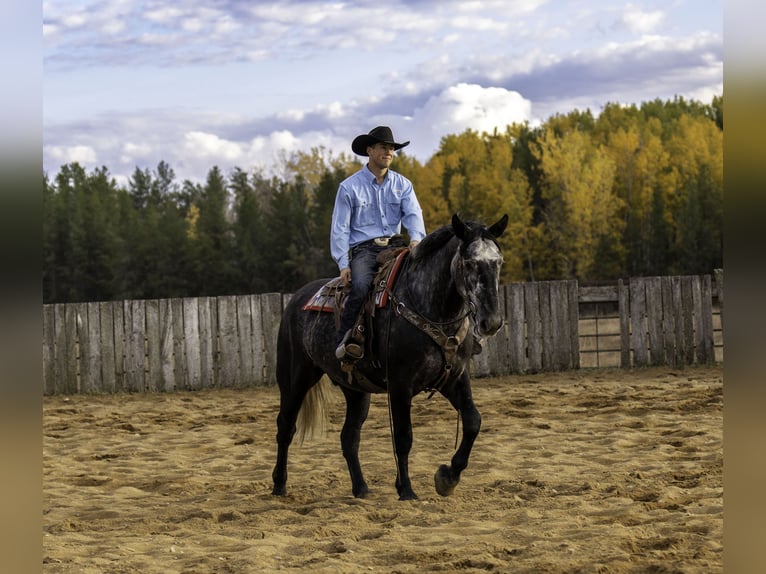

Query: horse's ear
<box><xmin>452</xmin><ymin>213</ymin><xmax>467</xmax><ymax>240</ymax></box>
<box><xmin>488</xmin><ymin>214</ymin><xmax>509</xmax><ymax>238</ymax></box>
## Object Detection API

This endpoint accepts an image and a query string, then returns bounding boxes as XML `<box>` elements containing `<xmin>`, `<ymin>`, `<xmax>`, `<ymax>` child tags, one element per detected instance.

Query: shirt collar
<box><xmin>364</xmin><ymin>163</ymin><xmax>389</xmax><ymax>184</ymax></box>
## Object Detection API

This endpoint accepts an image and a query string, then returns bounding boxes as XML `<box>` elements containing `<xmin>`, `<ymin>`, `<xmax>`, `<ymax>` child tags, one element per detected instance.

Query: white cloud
<box><xmin>61</xmin><ymin>13</ymin><xmax>87</xmax><ymax>28</ymax></box>
<box><xmin>143</xmin><ymin>7</ymin><xmax>184</xmax><ymax>23</ymax></box>
<box><xmin>244</xmin><ymin>130</ymin><xmax>348</xmax><ymax>169</ymax></box>
<box><xmin>183</xmin><ymin>131</ymin><xmax>243</xmax><ymax>162</ymax></box>
<box><xmin>120</xmin><ymin>142</ymin><xmax>153</xmax><ymax>164</ymax></box>
<box><xmin>45</xmin><ymin>144</ymin><xmax>97</xmax><ymax>164</ymax></box>
<box><xmin>618</xmin><ymin>4</ymin><xmax>664</xmax><ymax>34</ymax></box>
<box><xmin>181</xmin><ymin>18</ymin><xmax>205</xmax><ymax>33</ymax></box>
<box><xmin>407</xmin><ymin>83</ymin><xmax>532</xmax><ymax>160</ymax></box>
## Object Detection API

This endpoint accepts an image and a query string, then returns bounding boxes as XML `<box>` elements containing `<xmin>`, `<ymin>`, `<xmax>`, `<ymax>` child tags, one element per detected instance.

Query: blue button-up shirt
<box><xmin>330</xmin><ymin>164</ymin><xmax>426</xmax><ymax>270</ymax></box>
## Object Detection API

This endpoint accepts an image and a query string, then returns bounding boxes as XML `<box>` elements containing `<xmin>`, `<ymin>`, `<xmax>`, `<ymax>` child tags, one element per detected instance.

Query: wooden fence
<box><xmin>42</xmin><ymin>274</ymin><xmax>722</xmax><ymax>395</ymax></box>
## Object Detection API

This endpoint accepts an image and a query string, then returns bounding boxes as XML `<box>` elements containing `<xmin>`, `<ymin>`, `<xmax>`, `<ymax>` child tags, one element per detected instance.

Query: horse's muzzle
<box><xmin>477</xmin><ymin>314</ymin><xmax>504</xmax><ymax>337</ymax></box>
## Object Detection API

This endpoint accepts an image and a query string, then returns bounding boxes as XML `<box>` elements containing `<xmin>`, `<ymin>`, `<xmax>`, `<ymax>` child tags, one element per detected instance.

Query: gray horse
<box><xmin>271</xmin><ymin>213</ymin><xmax>508</xmax><ymax>500</ymax></box>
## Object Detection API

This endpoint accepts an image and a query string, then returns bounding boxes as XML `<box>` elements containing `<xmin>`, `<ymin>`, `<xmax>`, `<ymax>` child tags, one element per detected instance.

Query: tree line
<box><xmin>43</xmin><ymin>95</ymin><xmax>723</xmax><ymax>304</ymax></box>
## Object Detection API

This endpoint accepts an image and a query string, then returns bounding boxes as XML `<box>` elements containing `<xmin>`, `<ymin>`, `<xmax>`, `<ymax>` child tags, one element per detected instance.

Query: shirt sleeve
<box><xmin>330</xmin><ymin>183</ymin><xmax>352</xmax><ymax>270</ymax></box>
<box><xmin>399</xmin><ymin>178</ymin><xmax>426</xmax><ymax>241</ymax></box>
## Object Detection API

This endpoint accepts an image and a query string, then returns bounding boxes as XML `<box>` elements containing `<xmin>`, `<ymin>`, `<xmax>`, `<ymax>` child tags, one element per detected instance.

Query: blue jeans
<box><xmin>337</xmin><ymin>243</ymin><xmax>385</xmax><ymax>343</ymax></box>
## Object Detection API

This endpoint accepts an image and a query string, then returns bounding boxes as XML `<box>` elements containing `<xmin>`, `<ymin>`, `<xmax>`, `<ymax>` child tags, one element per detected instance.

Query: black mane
<box><xmin>411</xmin><ymin>219</ymin><xmax>499</xmax><ymax>262</ymax></box>
<box><xmin>410</xmin><ymin>224</ymin><xmax>455</xmax><ymax>261</ymax></box>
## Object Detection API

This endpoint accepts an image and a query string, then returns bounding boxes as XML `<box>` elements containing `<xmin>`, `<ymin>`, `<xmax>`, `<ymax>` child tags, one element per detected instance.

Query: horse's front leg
<box><xmin>389</xmin><ymin>390</ymin><xmax>418</xmax><ymax>500</ymax></box>
<box><xmin>340</xmin><ymin>387</ymin><xmax>371</xmax><ymax>498</ymax></box>
<box><xmin>434</xmin><ymin>374</ymin><xmax>481</xmax><ymax>496</ymax></box>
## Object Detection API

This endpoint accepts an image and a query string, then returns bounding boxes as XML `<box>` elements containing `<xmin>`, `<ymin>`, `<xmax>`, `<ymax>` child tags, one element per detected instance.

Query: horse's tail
<box><xmin>296</xmin><ymin>375</ymin><xmax>332</xmax><ymax>445</ymax></box>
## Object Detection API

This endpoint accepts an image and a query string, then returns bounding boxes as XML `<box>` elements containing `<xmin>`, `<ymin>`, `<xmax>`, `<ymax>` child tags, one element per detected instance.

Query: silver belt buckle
<box><xmin>373</xmin><ymin>237</ymin><xmax>390</xmax><ymax>247</ymax></box>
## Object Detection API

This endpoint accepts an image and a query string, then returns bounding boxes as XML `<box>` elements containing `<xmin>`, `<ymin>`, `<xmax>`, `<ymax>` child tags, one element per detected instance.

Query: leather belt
<box><xmin>355</xmin><ymin>236</ymin><xmax>391</xmax><ymax>250</ymax></box>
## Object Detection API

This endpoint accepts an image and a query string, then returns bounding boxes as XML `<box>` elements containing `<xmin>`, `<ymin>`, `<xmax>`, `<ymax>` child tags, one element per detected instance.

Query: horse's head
<box><xmin>451</xmin><ymin>213</ymin><xmax>508</xmax><ymax>337</ymax></box>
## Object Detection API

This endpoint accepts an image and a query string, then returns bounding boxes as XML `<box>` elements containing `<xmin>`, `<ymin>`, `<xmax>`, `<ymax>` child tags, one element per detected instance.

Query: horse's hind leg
<box><xmin>339</xmin><ymin>387</ymin><xmax>371</xmax><ymax>498</ymax></box>
<box><xmin>271</xmin><ymin>358</ymin><xmax>323</xmax><ymax>496</ymax></box>
<box><xmin>434</xmin><ymin>374</ymin><xmax>481</xmax><ymax>496</ymax></box>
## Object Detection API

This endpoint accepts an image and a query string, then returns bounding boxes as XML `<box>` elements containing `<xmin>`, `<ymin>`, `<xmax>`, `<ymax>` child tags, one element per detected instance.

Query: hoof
<box><xmin>396</xmin><ymin>479</ymin><xmax>419</xmax><ymax>500</ymax></box>
<box><xmin>353</xmin><ymin>485</ymin><xmax>370</xmax><ymax>499</ymax></box>
<box><xmin>271</xmin><ymin>485</ymin><xmax>287</xmax><ymax>496</ymax></box>
<box><xmin>434</xmin><ymin>464</ymin><xmax>459</xmax><ymax>496</ymax></box>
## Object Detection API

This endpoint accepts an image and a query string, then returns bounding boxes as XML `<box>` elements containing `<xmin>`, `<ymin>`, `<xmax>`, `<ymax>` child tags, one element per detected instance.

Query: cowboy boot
<box><xmin>335</xmin><ymin>328</ymin><xmax>364</xmax><ymax>361</ymax></box>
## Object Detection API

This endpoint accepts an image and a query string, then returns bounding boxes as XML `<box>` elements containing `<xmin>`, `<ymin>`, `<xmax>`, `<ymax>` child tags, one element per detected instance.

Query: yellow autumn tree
<box><xmin>602</xmin><ymin>115</ymin><xmax>673</xmax><ymax>275</ymax></box>
<box><xmin>415</xmin><ymin>128</ymin><xmax>534</xmax><ymax>281</ymax></box>
<box><xmin>663</xmin><ymin>114</ymin><xmax>723</xmax><ymax>273</ymax></box>
<box><xmin>533</xmin><ymin>126</ymin><xmax>623</xmax><ymax>280</ymax></box>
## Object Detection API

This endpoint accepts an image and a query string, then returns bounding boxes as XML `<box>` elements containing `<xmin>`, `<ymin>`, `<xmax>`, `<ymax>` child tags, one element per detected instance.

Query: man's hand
<box><xmin>409</xmin><ymin>240</ymin><xmax>420</xmax><ymax>254</ymax></box>
<box><xmin>340</xmin><ymin>267</ymin><xmax>351</xmax><ymax>286</ymax></box>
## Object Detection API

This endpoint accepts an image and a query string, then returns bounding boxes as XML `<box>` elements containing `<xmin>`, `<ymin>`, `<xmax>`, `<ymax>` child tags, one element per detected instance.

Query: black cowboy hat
<box><xmin>351</xmin><ymin>126</ymin><xmax>410</xmax><ymax>156</ymax></box>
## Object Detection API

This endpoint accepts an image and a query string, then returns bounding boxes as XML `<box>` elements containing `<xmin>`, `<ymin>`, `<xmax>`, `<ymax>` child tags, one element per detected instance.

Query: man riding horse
<box><xmin>330</xmin><ymin>126</ymin><xmax>426</xmax><ymax>362</ymax></box>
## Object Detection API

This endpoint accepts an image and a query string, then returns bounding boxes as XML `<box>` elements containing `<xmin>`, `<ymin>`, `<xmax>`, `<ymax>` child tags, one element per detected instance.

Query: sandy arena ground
<box><xmin>43</xmin><ymin>365</ymin><xmax>722</xmax><ymax>573</ymax></box>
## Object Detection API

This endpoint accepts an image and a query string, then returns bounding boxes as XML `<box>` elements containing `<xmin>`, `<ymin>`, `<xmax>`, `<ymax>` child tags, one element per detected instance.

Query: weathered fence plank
<box><xmin>80</xmin><ymin>302</ymin><xmax>101</xmax><ymax>393</ymax></box>
<box><xmin>127</xmin><ymin>300</ymin><xmax>147</xmax><ymax>392</ymax></box>
<box><xmin>199</xmin><ymin>298</ymin><xmax>215</xmax><ymax>389</ymax></box>
<box><xmin>618</xmin><ymin>279</ymin><xmax>630</xmax><ymax>368</ymax></box>
<box><xmin>111</xmin><ymin>301</ymin><xmax>125</xmax><ymax>392</ymax></box>
<box><xmin>75</xmin><ymin>303</ymin><xmax>91</xmax><ymax>393</ymax></box>
<box><xmin>251</xmin><ymin>295</ymin><xmax>266</xmax><ymax>385</ymax></box>
<box><xmin>170</xmin><ymin>298</ymin><xmax>185</xmax><ymax>390</ymax></box>
<box><xmin>507</xmin><ymin>284</ymin><xmax>525</xmax><ymax>374</ymax></box>
<box><xmin>645</xmin><ymin>277</ymin><xmax>663</xmax><ymax>366</ymax></box>
<box><xmin>159</xmin><ymin>299</ymin><xmax>176</xmax><ymax>392</ymax></box>
<box><xmin>681</xmin><ymin>276</ymin><xmax>694</xmax><ymax>364</ymax></box>
<box><xmin>660</xmin><ymin>277</ymin><xmax>676</xmax><ymax>366</ymax></box>
<box><xmin>237</xmin><ymin>295</ymin><xmax>255</xmax><ymax>388</ymax></box>
<box><xmin>567</xmin><ymin>280</ymin><xmax>580</xmax><ymax>370</ymax></box>
<box><xmin>629</xmin><ymin>280</ymin><xmax>648</xmax><ymax>366</ymax></box>
<box><xmin>61</xmin><ymin>304</ymin><xmax>78</xmax><ymax>394</ymax></box>
<box><xmin>669</xmin><ymin>276</ymin><xmax>684</xmax><ymax>366</ymax></box>
<box><xmin>183</xmin><ymin>298</ymin><xmax>201</xmax><ymax>390</ymax></box>
<box><xmin>122</xmin><ymin>300</ymin><xmax>133</xmax><ymax>391</ymax></box>
<box><xmin>217</xmin><ymin>296</ymin><xmax>239</xmax><ymax>388</ymax></box>
<box><xmin>539</xmin><ymin>282</ymin><xmax>554</xmax><ymax>370</ymax></box>
<box><xmin>43</xmin><ymin>305</ymin><xmax>55</xmax><ymax>396</ymax></box>
<box><xmin>550</xmin><ymin>281</ymin><xmax>572</xmax><ymax>370</ymax></box>
<box><xmin>691</xmin><ymin>276</ymin><xmax>704</xmax><ymax>365</ymax></box>
<box><xmin>145</xmin><ymin>300</ymin><xmax>160</xmax><ymax>392</ymax></box>
<box><xmin>524</xmin><ymin>282</ymin><xmax>542</xmax><ymax>373</ymax></box>
<box><xmin>98</xmin><ymin>302</ymin><xmax>116</xmax><ymax>394</ymax></box>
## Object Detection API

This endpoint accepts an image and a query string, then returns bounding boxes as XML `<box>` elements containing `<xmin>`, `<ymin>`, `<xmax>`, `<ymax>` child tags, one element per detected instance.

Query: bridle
<box><xmin>383</xmin><ymin>238</ymin><xmax>496</xmax><ymax>397</ymax></box>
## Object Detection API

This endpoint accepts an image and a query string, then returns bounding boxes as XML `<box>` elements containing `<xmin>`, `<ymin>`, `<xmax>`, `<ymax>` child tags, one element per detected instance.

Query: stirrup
<box><xmin>335</xmin><ymin>329</ymin><xmax>364</xmax><ymax>361</ymax></box>
<box><xmin>336</xmin><ymin>341</ymin><xmax>364</xmax><ymax>360</ymax></box>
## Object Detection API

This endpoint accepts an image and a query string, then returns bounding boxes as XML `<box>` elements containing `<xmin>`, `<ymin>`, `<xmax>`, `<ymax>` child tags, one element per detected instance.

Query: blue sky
<box><xmin>43</xmin><ymin>0</ymin><xmax>722</xmax><ymax>185</ymax></box>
